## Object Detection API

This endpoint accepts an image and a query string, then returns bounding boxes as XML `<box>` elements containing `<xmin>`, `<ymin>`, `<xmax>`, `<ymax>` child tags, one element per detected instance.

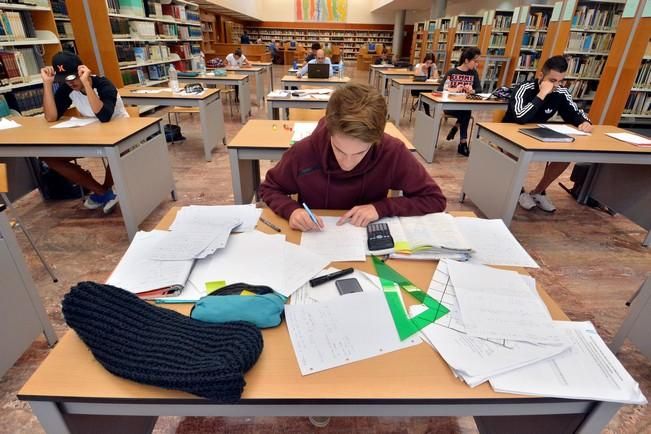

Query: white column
<box><xmin>392</xmin><ymin>10</ymin><xmax>406</xmax><ymax>59</ymax></box>
<box><xmin>430</xmin><ymin>0</ymin><xmax>446</xmax><ymax>19</ymax></box>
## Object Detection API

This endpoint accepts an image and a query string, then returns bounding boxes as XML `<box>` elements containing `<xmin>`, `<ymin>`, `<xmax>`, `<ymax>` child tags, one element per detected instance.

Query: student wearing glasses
<box><xmin>259</xmin><ymin>83</ymin><xmax>447</xmax><ymax>232</ymax></box>
<box><xmin>437</xmin><ymin>47</ymin><xmax>482</xmax><ymax>157</ymax></box>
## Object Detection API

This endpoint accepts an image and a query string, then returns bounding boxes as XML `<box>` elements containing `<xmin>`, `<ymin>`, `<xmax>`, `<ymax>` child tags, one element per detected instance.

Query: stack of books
<box><xmin>0</xmin><ymin>47</ymin><xmax>44</xmax><ymax>86</ymax></box>
<box><xmin>0</xmin><ymin>10</ymin><xmax>37</xmax><ymax>41</ymax></box>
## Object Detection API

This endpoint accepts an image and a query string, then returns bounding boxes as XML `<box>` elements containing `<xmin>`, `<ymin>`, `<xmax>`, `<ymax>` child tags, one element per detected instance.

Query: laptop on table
<box><xmin>307</xmin><ymin>63</ymin><xmax>330</xmax><ymax>79</ymax></box>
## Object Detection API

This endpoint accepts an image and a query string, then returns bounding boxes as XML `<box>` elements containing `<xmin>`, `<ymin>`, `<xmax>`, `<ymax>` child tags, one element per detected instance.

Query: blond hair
<box><xmin>326</xmin><ymin>83</ymin><xmax>387</xmax><ymax>145</ymax></box>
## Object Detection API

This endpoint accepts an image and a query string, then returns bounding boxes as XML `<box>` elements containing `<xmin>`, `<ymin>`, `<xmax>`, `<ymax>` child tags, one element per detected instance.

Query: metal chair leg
<box><xmin>1</xmin><ymin>193</ymin><xmax>58</xmax><ymax>283</ymax></box>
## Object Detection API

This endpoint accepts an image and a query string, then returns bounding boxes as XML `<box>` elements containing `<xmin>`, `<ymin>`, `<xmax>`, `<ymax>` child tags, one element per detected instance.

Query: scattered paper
<box><xmin>0</xmin><ymin>117</ymin><xmax>21</xmax><ymax>130</ymax></box>
<box><xmin>285</xmin><ymin>291</ymin><xmax>420</xmax><ymax>375</ymax></box>
<box><xmin>476</xmin><ymin>93</ymin><xmax>492</xmax><ymax>99</ymax></box>
<box><xmin>291</xmin><ymin>267</ymin><xmax>382</xmax><ymax>304</ymax></box>
<box><xmin>539</xmin><ymin>124</ymin><xmax>589</xmax><ymax>136</ymax></box>
<box><xmin>106</xmin><ymin>230</ymin><xmax>193</xmax><ymax>294</ymax></box>
<box><xmin>51</xmin><ymin>117</ymin><xmax>99</xmax><ymax>128</ymax></box>
<box><xmin>300</xmin><ymin>216</ymin><xmax>366</xmax><ymax>262</ymax></box>
<box><xmin>150</xmin><ymin>218</ymin><xmax>240</xmax><ymax>261</ymax></box>
<box><xmin>170</xmin><ymin>205</ymin><xmax>262</xmax><ymax>233</ymax></box>
<box><xmin>455</xmin><ymin>218</ymin><xmax>539</xmax><ymax>268</ymax></box>
<box><xmin>446</xmin><ymin>260</ymin><xmax>563</xmax><ymax>345</ymax></box>
<box><xmin>290</xmin><ymin>122</ymin><xmax>318</xmax><ymax>143</ymax></box>
<box><xmin>130</xmin><ymin>89</ymin><xmax>166</xmax><ymax>94</ymax></box>
<box><xmin>267</xmin><ymin>90</ymin><xmax>290</xmax><ymax>98</ymax></box>
<box><xmin>606</xmin><ymin>132</ymin><xmax>651</xmax><ymax>147</ymax></box>
<box><xmin>490</xmin><ymin>321</ymin><xmax>648</xmax><ymax>405</ymax></box>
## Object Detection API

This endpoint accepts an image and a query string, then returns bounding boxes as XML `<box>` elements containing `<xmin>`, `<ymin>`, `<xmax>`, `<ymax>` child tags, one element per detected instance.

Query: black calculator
<box><xmin>367</xmin><ymin>222</ymin><xmax>394</xmax><ymax>251</ymax></box>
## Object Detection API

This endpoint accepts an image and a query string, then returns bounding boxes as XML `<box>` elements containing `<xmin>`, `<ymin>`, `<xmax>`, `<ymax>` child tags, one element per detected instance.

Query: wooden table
<box><xmin>228</xmin><ymin>120</ymin><xmax>415</xmax><ymax>204</ymax></box>
<box><xmin>17</xmin><ymin>207</ymin><xmax>621</xmax><ymax>434</ymax></box>
<box><xmin>369</xmin><ymin>63</ymin><xmax>394</xmax><ymax>89</ymax></box>
<box><xmin>266</xmin><ymin>94</ymin><xmax>329</xmax><ymax>120</ymax></box>
<box><xmin>119</xmin><ymin>86</ymin><xmax>225</xmax><ymax>161</ymax></box>
<box><xmin>0</xmin><ymin>116</ymin><xmax>175</xmax><ymax>240</ymax></box>
<box><xmin>280</xmin><ymin>75</ymin><xmax>350</xmax><ymax>90</ymax></box>
<box><xmin>177</xmin><ymin>73</ymin><xmax>251</xmax><ymax>124</ymax></box>
<box><xmin>462</xmin><ymin>122</ymin><xmax>651</xmax><ymax>245</ymax></box>
<box><xmin>225</xmin><ymin>66</ymin><xmax>265</xmax><ymax>106</ymax></box>
<box><xmin>387</xmin><ymin>78</ymin><xmax>440</xmax><ymax>125</ymax></box>
<box><xmin>377</xmin><ymin>68</ymin><xmax>412</xmax><ymax>95</ymax></box>
<box><xmin>250</xmin><ymin>61</ymin><xmax>274</xmax><ymax>91</ymax></box>
<box><xmin>413</xmin><ymin>93</ymin><xmax>509</xmax><ymax>162</ymax></box>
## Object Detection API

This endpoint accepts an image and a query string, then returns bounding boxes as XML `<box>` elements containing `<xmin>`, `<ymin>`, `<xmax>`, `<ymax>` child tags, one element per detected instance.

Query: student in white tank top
<box><xmin>40</xmin><ymin>52</ymin><xmax>128</xmax><ymax>213</ymax></box>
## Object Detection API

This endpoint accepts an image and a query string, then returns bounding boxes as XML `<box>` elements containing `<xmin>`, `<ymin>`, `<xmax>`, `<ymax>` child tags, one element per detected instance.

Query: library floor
<box><xmin>1</xmin><ymin>65</ymin><xmax>650</xmax><ymax>434</ymax></box>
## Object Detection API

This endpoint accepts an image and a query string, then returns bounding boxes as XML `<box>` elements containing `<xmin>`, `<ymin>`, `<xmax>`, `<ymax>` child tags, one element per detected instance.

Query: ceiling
<box><xmin>192</xmin><ymin>0</ymin><xmax>261</xmax><ymax>22</ymax></box>
<box><xmin>372</xmin><ymin>0</ymin><xmax>434</xmax><ymax>12</ymax></box>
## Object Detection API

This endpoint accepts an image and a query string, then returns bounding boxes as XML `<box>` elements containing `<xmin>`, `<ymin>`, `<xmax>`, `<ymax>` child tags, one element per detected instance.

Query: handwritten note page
<box><xmin>150</xmin><ymin>218</ymin><xmax>240</xmax><ymax>261</ymax></box>
<box><xmin>285</xmin><ymin>291</ymin><xmax>420</xmax><ymax>375</ymax></box>
<box><xmin>170</xmin><ymin>205</ymin><xmax>262</xmax><ymax>233</ymax></box>
<box><xmin>446</xmin><ymin>260</ymin><xmax>562</xmax><ymax>345</ymax></box>
<box><xmin>300</xmin><ymin>216</ymin><xmax>366</xmax><ymax>262</ymax></box>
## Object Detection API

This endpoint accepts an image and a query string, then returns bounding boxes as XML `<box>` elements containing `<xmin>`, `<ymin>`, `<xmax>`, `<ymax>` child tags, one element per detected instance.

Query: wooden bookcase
<box><xmin>200</xmin><ymin>10</ymin><xmax>218</xmax><ymax>54</ymax></box>
<box><xmin>51</xmin><ymin>0</ymin><xmax>75</xmax><ymax>53</ymax></box>
<box><xmin>447</xmin><ymin>15</ymin><xmax>482</xmax><ymax>71</ymax></box>
<box><xmin>246</xmin><ymin>23</ymin><xmax>393</xmax><ymax>62</ymax></box>
<box><xmin>434</xmin><ymin>17</ymin><xmax>451</xmax><ymax>72</ymax></box>
<box><xmin>409</xmin><ymin>21</ymin><xmax>425</xmax><ymax>64</ymax></box>
<box><xmin>0</xmin><ymin>0</ymin><xmax>62</xmax><ymax>116</ymax></box>
<box><xmin>478</xmin><ymin>9</ymin><xmax>514</xmax><ymax>92</ymax></box>
<box><xmin>67</xmin><ymin>0</ymin><xmax>202</xmax><ymax>89</ymax></box>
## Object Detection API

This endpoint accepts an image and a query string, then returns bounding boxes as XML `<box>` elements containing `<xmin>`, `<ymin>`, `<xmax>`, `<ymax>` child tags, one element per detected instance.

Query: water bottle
<box><xmin>338</xmin><ymin>60</ymin><xmax>344</xmax><ymax>79</ymax></box>
<box><xmin>292</xmin><ymin>59</ymin><xmax>298</xmax><ymax>70</ymax></box>
<box><xmin>442</xmin><ymin>78</ymin><xmax>450</xmax><ymax>100</ymax></box>
<box><xmin>168</xmin><ymin>64</ymin><xmax>179</xmax><ymax>92</ymax></box>
<box><xmin>198</xmin><ymin>52</ymin><xmax>206</xmax><ymax>74</ymax></box>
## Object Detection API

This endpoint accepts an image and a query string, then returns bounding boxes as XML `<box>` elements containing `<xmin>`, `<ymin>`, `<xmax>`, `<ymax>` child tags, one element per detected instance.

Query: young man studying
<box><xmin>296</xmin><ymin>49</ymin><xmax>332</xmax><ymax>78</ymax></box>
<box><xmin>259</xmin><ymin>83</ymin><xmax>447</xmax><ymax>232</ymax></box>
<box><xmin>41</xmin><ymin>51</ymin><xmax>128</xmax><ymax>213</ymax></box>
<box><xmin>503</xmin><ymin>55</ymin><xmax>593</xmax><ymax>213</ymax></box>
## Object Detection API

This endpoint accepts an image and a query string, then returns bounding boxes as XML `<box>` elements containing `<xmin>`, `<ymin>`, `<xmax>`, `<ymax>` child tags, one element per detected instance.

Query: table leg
<box><xmin>29</xmin><ymin>401</ymin><xmax>71</xmax><ymax>434</ymax></box>
<box><xmin>199</xmin><ymin>98</ymin><xmax>225</xmax><ymax>161</ymax></box>
<box><xmin>267</xmin><ymin>101</ymin><xmax>276</xmax><ymax>120</ymax></box>
<box><xmin>576</xmin><ymin>402</ymin><xmax>621</xmax><ymax>434</ymax></box>
<box><xmin>256</xmin><ymin>72</ymin><xmax>264</xmax><ymax>106</ymax></box>
<box><xmin>269</xmin><ymin>65</ymin><xmax>274</xmax><ymax>91</ymax></box>
<box><xmin>413</xmin><ymin>101</ymin><xmax>443</xmax><ymax>163</ymax></box>
<box><xmin>229</xmin><ymin>149</ymin><xmax>260</xmax><ymax>204</ymax></box>
<box><xmin>387</xmin><ymin>82</ymin><xmax>402</xmax><ymax>124</ymax></box>
<box><xmin>239</xmin><ymin>82</ymin><xmax>251</xmax><ymax>124</ymax></box>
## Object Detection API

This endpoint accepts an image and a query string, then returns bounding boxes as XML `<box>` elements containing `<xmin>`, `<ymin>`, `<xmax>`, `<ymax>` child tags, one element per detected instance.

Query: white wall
<box><xmin>445</xmin><ymin>0</ymin><xmax>554</xmax><ymax>17</ymax></box>
<box><xmin>206</xmin><ymin>0</ymin><xmax>264</xmax><ymax>20</ymax></box>
<box><xmin>259</xmin><ymin>0</ymin><xmax>398</xmax><ymax>24</ymax></box>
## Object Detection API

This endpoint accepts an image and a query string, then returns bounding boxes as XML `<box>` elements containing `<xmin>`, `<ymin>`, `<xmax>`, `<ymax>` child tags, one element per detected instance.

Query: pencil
<box><xmin>259</xmin><ymin>217</ymin><xmax>282</xmax><ymax>232</ymax></box>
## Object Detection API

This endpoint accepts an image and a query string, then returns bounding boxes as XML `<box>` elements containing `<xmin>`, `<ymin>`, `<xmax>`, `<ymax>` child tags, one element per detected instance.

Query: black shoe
<box><xmin>457</xmin><ymin>142</ymin><xmax>469</xmax><ymax>157</ymax></box>
<box><xmin>446</xmin><ymin>126</ymin><xmax>458</xmax><ymax>141</ymax></box>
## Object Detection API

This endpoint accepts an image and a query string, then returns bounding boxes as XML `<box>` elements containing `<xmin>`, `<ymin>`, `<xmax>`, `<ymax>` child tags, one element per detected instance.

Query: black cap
<box><xmin>52</xmin><ymin>51</ymin><xmax>82</xmax><ymax>82</ymax></box>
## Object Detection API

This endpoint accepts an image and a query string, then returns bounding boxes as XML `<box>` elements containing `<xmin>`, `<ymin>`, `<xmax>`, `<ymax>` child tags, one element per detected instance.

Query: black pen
<box><xmin>259</xmin><ymin>217</ymin><xmax>282</xmax><ymax>232</ymax></box>
<box><xmin>309</xmin><ymin>268</ymin><xmax>354</xmax><ymax>287</ymax></box>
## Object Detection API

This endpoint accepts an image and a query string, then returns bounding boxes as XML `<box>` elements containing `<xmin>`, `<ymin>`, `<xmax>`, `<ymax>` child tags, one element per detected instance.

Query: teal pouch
<box><xmin>190</xmin><ymin>283</ymin><xmax>286</xmax><ymax>328</ymax></box>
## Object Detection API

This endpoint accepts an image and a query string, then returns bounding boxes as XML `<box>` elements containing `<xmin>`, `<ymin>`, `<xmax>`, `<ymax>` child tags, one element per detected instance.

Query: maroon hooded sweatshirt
<box><xmin>259</xmin><ymin>118</ymin><xmax>447</xmax><ymax>220</ymax></box>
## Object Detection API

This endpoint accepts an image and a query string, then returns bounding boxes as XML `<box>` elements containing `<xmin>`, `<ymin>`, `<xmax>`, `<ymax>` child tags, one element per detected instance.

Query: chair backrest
<box><xmin>0</xmin><ymin>163</ymin><xmax>7</xmax><ymax>194</ymax></box>
<box><xmin>610</xmin><ymin>277</ymin><xmax>651</xmax><ymax>359</ymax></box>
<box><xmin>492</xmin><ymin>109</ymin><xmax>507</xmax><ymax>122</ymax></box>
<box><xmin>126</xmin><ymin>106</ymin><xmax>140</xmax><ymax>117</ymax></box>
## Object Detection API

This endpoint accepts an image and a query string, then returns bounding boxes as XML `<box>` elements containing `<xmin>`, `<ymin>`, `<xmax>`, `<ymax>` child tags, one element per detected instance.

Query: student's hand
<box><xmin>463</xmin><ymin>84</ymin><xmax>474</xmax><ymax>94</ymax></box>
<box><xmin>537</xmin><ymin>80</ymin><xmax>555</xmax><ymax>99</ymax></box>
<box><xmin>78</xmin><ymin>65</ymin><xmax>92</xmax><ymax>86</ymax></box>
<box><xmin>289</xmin><ymin>209</ymin><xmax>324</xmax><ymax>232</ymax></box>
<box><xmin>577</xmin><ymin>121</ymin><xmax>593</xmax><ymax>133</ymax></box>
<box><xmin>40</xmin><ymin>66</ymin><xmax>55</xmax><ymax>84</ymax></box>
<box><xmin>337</xmin><ymin>205</ymin><xmax>379</xmax><ymax>227</ymax></box>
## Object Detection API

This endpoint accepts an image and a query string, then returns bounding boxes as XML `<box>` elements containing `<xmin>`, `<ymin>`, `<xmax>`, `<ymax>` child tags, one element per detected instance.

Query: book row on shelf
<box><xmin>111</xmin><ymin>17</ymin><xmax>200</xmax><ymax>40</ymax></box>
<box><xmin>623</xmin><ymin>91</ymin><xmax>651</xmax><ymax>116</ymax></box>
<box><xmin>513</xmin><ymin>70</ymin><xmax>535</xmax><ymax>84</ymax></box>
<box><xmin>571</xmin><ymin>5</ymin><xmax>621</xmax><ymax>30</ymax></box>
<box><xmin>489</xmin><ymin>34</ymin><xmax>508</xmax><ymax>47</ymax></box>
<box><xmin>517</xmin><ymin>53</ymin><xmax>540</xmax><ymax>69</ymax></box>
<box><xmin>0</xmin><ymin>10</ymin><xmax>36</xmax><ymax>41</ymax></box>
<box><xmin>121</xmin><ymin>63</ymin><xmax>169</xmax><ymax>85</ymax></box>
<box><xmin>454</xmin><ymin>33</ymin><xmax>478</xmax><ymax>45</ymax></box>
<box><xmin>492</xmin><ymin>14</ymin><xmax>512</xmax><ymax>30</ymax></box>
<box><xmin>522</xmin><ymin>32</ymin><xmax>546</xmax><ymax>49</ymax></box>
<box><xmin>0</xmin><ymin>46</ymin><xmax>43</xmax><ymax>86</ymax></box>
<box><xmin>55</xmin><ymin>21</ymin><xmax>73</xmax><ymax>38</ymax></box>
<box><xmin>525</xmin><ymin>11</ymin><xmax>550</xmax><ymax>30</ymax></box>
<box><xmin>566</xmin><ymin>56</ymin><xmax>605</xmax><ymax>79</ymax></box>
<box><xmin>456</xmin><ymin>19</ymin><xmax>481</xmax><ymax>32</ymax></box>
<box><xmin>565</xmin><ymin>79</ymin><xmax>594</xmax><ymax>100</ymax></box>
<box><xmin>634</xmin><ymin>61</ymin><xmax>651</xmax><ymax>89</ymax></box>
<box><xmin>567</xmin><ymin>32</ymin><xmax>613</xmax><ymax>53</ymax></box>
<box><xmin>116</xmin><ymin>41</ymin><xmax>199</xmax><ymax>65</ymax></box>
<box><xmin>50</xmin><ymin>0</ymin><xmax>67</xmax><ymax>16</ymax></box>
<box><xmin>0</xmin><ymin>87</ymin><xmax>43</xmax><ymax>116</ymax></box>
<box><xmin>106</xmin><ymin>0</ymin><xmax>199</xmax><ymax>24</ymax></box>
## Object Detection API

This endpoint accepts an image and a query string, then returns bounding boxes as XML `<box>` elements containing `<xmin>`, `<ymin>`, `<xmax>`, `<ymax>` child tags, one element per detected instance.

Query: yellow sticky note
<box><xmin>205</xmin><ymin>280</ymin><xmax>226</xmax><ymax>294</ymax></box>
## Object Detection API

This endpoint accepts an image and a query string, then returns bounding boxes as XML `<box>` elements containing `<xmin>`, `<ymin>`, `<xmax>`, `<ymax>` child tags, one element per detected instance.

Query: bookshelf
<box><xmin>478</xmin><ymin>9</ymin><xmax>514</xmax><ymax>92</ymax></box>
<box><xmin>200</xmin><ymin>10</ymin><xmax>217</xmax><ymax>54</ymax></box>
<box><xmin>434</xmin><ymin>17</ymin><xmax>451</xmax><ymax>72</ymax></box>
<box><xmin>621</xmin><ymin>45</ymin><xmax>651</xmax><ymax>123</ymax></box>
<box><xmin>68</xmin><ymin>0</ymin><xmax>202</xmax><ymax>89</ymax></box>
<box><xmin>246</xmin><ymin>24</ymin><xmax>393</xmax><ymax>62</ymax></box>
<box><xmin>448</xmin><ymin>15</ymin><xmax>482</xmax><ymax>71</ymax></box>
<box><xmin>0</xmin><ymin>0</ymin><xmax>62</xmax><ymax>117</ymax></box>
<box><xmin>510</xmin><ymin>4</ymin><xmax>553</xmax><ymax>86</ymax></box>
<box><xmin>560</xmin><ymin>0</ymin><xmax>625</xmax><ymax>111</ymax></box>
<box><xmin>409</xmin><ymin>21</ymin><xmax>425</xmax><ymax>64</ymax></box>
<box><xmin>226</xmin><ymin>21</ymin><xmax>243</xmax><ymax>44</ymax></box>
<box><xmin>51</xmin><ymin>0</ymin><xmax>75</xmax><ymax>53</ymax></box>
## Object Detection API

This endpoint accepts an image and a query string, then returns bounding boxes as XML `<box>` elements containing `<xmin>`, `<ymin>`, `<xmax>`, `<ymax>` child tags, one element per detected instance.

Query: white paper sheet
<box><xmin>290</xmin><ymin>267</ymin><xmax>382</xmax><ymax>304</ymax></box>
<box><xmin>285</xmin><ymin>291</ymin><xmax>420</xmax><ymax>375</ymax></box>
<box><xmin>169</xmin><ymin>205</ymin><xmax>262</xmax><ymax>233</ymax></box>
<box><xmin>150</xmin><ymin>218</ymin><xmax>240</xmax><ymax>261</ymax></box>
<box><xmin>0</xmin><ymin>117</ymin><xmax>21</xmax><ymax>129</ymax></box>
<box><xmin>50</xmin><ymin>117</ymin><xmax>99</xmax><ymax>128</ymax></box>
<box><xmin>455</xmin><ymin>218</ymin><xmax>539</xmax><ymax>268</ymax></box>
<box><xmin>290</xmin><ymin>121</ymin><xmax>318</xmax><ymax>143</ymax></box>
<box><xmin>188</xmin><ymin>231</ymin><xmax>328</xmax><ymax>297</ymax></box>
<box><xmin>397</xmin><ymin>213</ymin><xmax>472</xmax><ymax>252</ymax></box>
<box><xmin>606</xmin><ymin>132</ymin><xmax>651</xmax><ymax>146</ymax></box>
<box><xmin>411</xmin><ymin>304</ymin><xmax>569</xmax><ymax>387</ymax></box>
<box><xmin>106</xmin><ymin>230</ymin><xmax>194</xmax><ymax>294</ymax></box>
<box><xmin>490</xmin><ymin>321</ymin><xmax>648</xmax><ymax>405</ymax></box>
<box><xmin>446</xmin><ymin>261</ymin><xmax>563</xmax><ymax>345</ymax></box>
<box><xmin>267</xmin><ymin>90</ymin><xmax>290</xmax><ymax>98</ymax></box>
<box><xmin>130</xmin><ymin>89</ymin><xmax>165</xmax><ymax>94</ymax></box>
<box><xmin>539</xmin><ymin>124</ymin><xmax>589</xmax><ymax>136</ymax></box>
<box><xmin>300</xmin><ymin>216</ymin><xmax>366</xmax><ymax>262</ymax></box>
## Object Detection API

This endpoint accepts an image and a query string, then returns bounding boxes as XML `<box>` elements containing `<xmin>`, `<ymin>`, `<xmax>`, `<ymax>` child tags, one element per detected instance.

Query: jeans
<box><xmin>444</xmin><ymin>110</ymin><xmax>472</xmax><ymax>140</ymax></box>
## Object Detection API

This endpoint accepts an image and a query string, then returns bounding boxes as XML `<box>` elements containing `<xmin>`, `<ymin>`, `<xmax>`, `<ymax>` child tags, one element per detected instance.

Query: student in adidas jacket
<box><xmin>503</xmin><ymin>55</ymin><xmax>593</xmax><ymax>213</ymax></box>
<box><xmin>259</xmin><ymin>83</ymin><xmax>447</xmax><ymax>232</ymax></box>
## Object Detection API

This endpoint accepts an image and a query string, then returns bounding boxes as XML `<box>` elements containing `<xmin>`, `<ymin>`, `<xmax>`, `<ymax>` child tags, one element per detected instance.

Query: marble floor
<box><xmin>1</xmin><ymin>65</ymin><xmax>650</xmax><ymax>434</ymax></box>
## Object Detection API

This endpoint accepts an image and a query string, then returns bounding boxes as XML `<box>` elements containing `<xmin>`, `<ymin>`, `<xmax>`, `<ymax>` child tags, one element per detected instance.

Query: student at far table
<box><xmin>503</xmin><ymin>55</ymin><xmax>593</xmax><ymax>213</ymax></box>
<box><xmin>41</xmin><ymin>51</ymin><xmax>128</xmax><ymax>213</ymax></box>
<box><xmin>412</xmin><ymin>52</ymin><xmax>439</xmax><ymax>115</ymax></box>
<box><xmin>259</xmin><ymin>83</ymin><xmax>447</xmax><ymax>232</ymax></box>
<box><xmin>438</xmin><ymin>46</ymin><xmax>482</xmax><ymax>157</ymax></box>
<box><xmin>296</xmin><ymin>49</ymin><xmax>333</xmax><ymax>78</ymax></box>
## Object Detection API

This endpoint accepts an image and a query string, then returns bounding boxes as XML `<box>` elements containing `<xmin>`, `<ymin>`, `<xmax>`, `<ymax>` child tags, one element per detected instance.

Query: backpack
<box><xmin>492</xmin><ymin>86</ymin><xmax>513</xmax><ymax>100</ymax></box>
<box><xmin>206</xmin><ymin>57</ymin><xmax>225</xmax><ymax>68</ymax></box>
<box><xmin>35</xmin><ymin>159</ymin><xmax>86</xmax><ymax>200</ymax></box>
<box><xmin>164</xmin><ymin>124</ymin><xmax>185</xmax><ymax>142</ymax></box>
